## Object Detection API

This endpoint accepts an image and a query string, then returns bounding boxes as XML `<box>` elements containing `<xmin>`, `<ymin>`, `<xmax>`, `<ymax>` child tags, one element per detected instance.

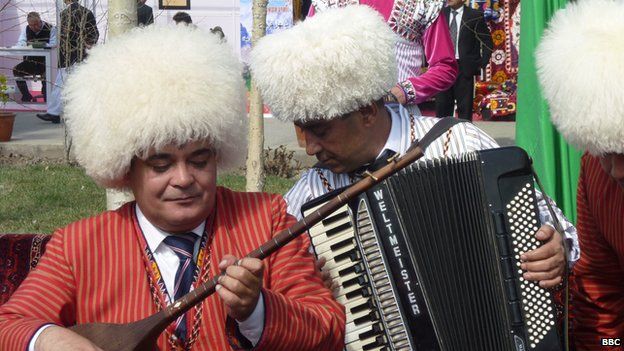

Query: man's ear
<box><xmin>358</xmin><ymin>102</ymin><xmax>379</xmax><ymax>126</ymax></box>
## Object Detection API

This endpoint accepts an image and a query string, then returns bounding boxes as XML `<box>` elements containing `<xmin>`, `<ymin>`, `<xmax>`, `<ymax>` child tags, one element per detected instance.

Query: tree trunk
<box><xmin>245</xmin><ymin>0</ymin><xmax>269</xmax><ymax>192</ymax></box>
<box><xmin>108</xmin><ymin>0</ymin><xmax>137</xmax><ymax>38</ymax></box>
<box><xmin>105</xmin><ymin>0</ymin><xmax>137</xmax><ymax>210</ymax></box>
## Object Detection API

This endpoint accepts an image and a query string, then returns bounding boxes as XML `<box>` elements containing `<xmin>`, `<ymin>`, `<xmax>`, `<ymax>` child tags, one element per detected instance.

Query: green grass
<box><xmin>0</xmin><ymin>164</ymin><xmax>296</xmax><ymax>234</ymax></box>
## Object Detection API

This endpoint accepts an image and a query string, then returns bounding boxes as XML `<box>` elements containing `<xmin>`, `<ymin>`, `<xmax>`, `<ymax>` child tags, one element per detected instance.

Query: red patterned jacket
<box><xmin>0</xmin><ymin>187</ymin><xmax>345</xmax><ymax>350</ymax></box>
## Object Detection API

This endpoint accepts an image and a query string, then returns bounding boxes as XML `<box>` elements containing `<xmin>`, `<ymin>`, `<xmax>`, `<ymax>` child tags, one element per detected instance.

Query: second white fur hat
<box><xmin>250</xmin><ymin>5</ymin><xmax>397</xmax><ymax>123</ymax></box>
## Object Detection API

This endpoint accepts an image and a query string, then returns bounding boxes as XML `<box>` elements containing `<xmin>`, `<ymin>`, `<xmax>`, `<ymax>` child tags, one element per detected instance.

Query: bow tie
<box><xmin>352</xmin><ymin>149</ymin><xmax>398</xmax><ymax>178</ymax></box>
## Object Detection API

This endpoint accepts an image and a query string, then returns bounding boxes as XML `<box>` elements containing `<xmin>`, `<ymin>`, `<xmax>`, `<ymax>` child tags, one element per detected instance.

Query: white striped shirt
<box><xmin>284</xmin><ymin>103</ymin><xmax>580</xmax><ymax>263</ymax></box>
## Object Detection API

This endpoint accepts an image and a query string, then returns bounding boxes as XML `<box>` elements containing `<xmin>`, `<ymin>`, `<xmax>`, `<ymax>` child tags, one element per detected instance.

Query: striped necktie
<box><xmin>450</xmin><ymin>10</ymin><xmax>459</xmax><ymax>54</ymax></box>
<box><xmin>164</xmin><ymin>233</ymin><xmax>199</xmax><ymax>341</ymax></box>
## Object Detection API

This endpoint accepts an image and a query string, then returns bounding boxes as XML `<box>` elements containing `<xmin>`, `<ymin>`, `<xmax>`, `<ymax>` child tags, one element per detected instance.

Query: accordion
<box><xmin>302</xmin><ymin>147</ymin><xmax>562</xmax><ymax>351</ymax></box>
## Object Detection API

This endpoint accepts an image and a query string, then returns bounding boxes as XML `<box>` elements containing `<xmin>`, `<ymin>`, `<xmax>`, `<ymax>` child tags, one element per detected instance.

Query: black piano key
<box><xmin>346</xmin><ymin>286</ymin><xmax>371</xmax><ymax>299</ymax></box>
<box><xmin>330</xmin><ymin>237</ymin><xmax>355</xmax><ymax>252</ymax></box>
<box><xmin>325</xmin><ymin>221</ymin><xmax>354</xmax><ymax>238</ymax></box>
<box><xmin>343</xmin><ymin>274</ymin><xmax>369</xmax><ymax>288</ymax></box>
<box><xmin>338</xmin><ymin>263</ymin><xmax>363</xmax><ymax>277</ymax></box>
<box><xmin>334</xmin><ymin>249</ymin><xmax>361</xmax><ymax>263</ymax></box>
<box><xmin>358</xmin><ymin>323</ymin><xmax>383</xmax><ymax>340</ymax></box>
<box><xmin>362</xmin><ymin>335</ymin><xmax>388</xmax><ymax>351</ymax></box>
<box><xmin>349</xmin><ymin>299</ymin><xmax>376</xmax><ymax>314</ymax></box>
<box><xmin>354</xmin><ymin>311</ymin><xmax>380</xmax><ymax>326</ymax></box>
<box><xmin>322</xmin><ymin>208</ymin><xmax>349</xmax><ymax>226</ymax></box>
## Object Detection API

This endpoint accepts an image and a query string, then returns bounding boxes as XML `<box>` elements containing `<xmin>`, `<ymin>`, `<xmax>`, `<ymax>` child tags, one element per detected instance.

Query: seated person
<box><xmin>0</xmin><ymin>25</ymin><xmax>344</xmax><ymax>351</ymax></box>
<box><xmin>12</xmin><ymin>11</ymin><xmax>57</xmax><ymax>102</ymax></box>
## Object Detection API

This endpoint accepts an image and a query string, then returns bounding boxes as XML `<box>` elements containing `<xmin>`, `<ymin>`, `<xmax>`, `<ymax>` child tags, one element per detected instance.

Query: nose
<box><xmin>304</xmin><ymin>131</ymin><xmax>322</xmax><ymax>157</ymax></box>
<box><xmin>609</xmin><ymin>154</ymin><xmax>624</xmax><ymax>181</ymax></box>
<box><xmin>172</xmin><ymin>163</ymin><xmax>194</xmax><ymax>188</ymax></box>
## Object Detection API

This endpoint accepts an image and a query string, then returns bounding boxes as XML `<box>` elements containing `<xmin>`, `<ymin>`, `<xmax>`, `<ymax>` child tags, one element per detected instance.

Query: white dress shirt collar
<box><xmin>136</xmin><ymin>204</ymin><xmax>205</xmax><ymax>255</ymax></box>
<box><xmin>376</xmin><ymin>104</ymin><xmax>406</xmax><ymax>159</ymax></box>
<box><xmin>451</xmin><ymin>5</ymin><xmax>464</xmax><ymax>18</ymax></box>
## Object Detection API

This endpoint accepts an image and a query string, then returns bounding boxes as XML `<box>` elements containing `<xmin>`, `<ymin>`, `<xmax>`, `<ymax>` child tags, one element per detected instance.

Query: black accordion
<box><xmin>302</xmin><ymin>147</ymin><xmax>561</xmax><ymax>351</ymax></box>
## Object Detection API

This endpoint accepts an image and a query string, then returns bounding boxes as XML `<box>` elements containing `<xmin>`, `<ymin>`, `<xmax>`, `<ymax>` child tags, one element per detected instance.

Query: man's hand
<box><xmin>315</xmin><ymin>256</ymin><xmax>339</xmax><ymax>295</ymax></box>
<box><xmin>36</xmin><ymin>325</ymin><xmax>103</xmax><ymax>351</ymax></box>
<box><xmin>216</xmin><ymin>254</ymin><xmax>264</xmax><ymax>321</ymax></box>
<box><xmin>520</xmin><ymin>225</ymin><xmax>566</xmax><ymax>288</ymax></box>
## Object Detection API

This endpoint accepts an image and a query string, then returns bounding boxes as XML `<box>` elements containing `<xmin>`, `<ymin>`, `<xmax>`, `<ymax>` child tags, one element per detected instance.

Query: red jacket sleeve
<box><xmin>228</xmin><ymin>195</ymin><xmax>345</xmax><ymax>351</ymax></box>
<box><xmin>0</xmin><ymin>229</ymin><xmax>77</xmax><ymax>350</ymax></box>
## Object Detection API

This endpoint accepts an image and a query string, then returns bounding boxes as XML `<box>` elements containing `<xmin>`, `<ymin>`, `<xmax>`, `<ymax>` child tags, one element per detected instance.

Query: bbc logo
<box><xmin>601</xmin><ymin>338</ymin><xmax>622</xmax><ymax>346</ymax></box>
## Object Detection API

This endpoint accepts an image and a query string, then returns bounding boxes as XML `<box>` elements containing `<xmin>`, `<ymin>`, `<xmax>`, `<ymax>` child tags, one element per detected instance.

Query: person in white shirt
<box><xmin>250</xmin><ymin>5</ymin><xmax>579</xmax><ymax>291</ymax></box>
<box><xmin>12</xmin><ymin>12</ymin><xmax>57</xmax><ymax>102</ymax></box>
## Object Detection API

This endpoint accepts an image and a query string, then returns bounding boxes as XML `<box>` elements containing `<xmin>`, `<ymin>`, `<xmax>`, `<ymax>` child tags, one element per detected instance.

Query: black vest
<box><xmin>26</xmin><ymin>22</ymin><xmax>52</xmax><ymax>43</ymax></box>
<box><xmin>24</xmin><ymin>22</ymin><xmax>52</xmax><ymax>65</ymax></box>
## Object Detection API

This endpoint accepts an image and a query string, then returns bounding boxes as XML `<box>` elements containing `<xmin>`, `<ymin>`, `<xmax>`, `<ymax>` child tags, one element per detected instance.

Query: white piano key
<box><xmin>345</xmin><ymin>321</ymin><xmax>382</xmax><ymax>344</ymax></box>
<box><xmin>345</xmin><ymin>335</ymin><xmax>385</xmax><ymax>351</ymax></box>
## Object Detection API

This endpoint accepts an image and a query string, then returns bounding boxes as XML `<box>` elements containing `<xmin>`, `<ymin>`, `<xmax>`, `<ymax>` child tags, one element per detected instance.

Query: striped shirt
<box><xmin>0</xmin><ymin>188</ymin><xmax>345</xmax><ymax>351</ymax></box>
<box><xmin>284</xmin><ymin>103</ymin><xmax>580</xmax><ymax>262</ymax></box>
<box><xmin>573</xmin><ymin>154</ymin><xmax>624</xmax><ymax>349</ymax></box>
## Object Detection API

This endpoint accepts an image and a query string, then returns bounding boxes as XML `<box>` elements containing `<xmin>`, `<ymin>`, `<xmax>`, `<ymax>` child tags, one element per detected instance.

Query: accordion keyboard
<box><xmin>306</xmin><ymin>203</ymin><xmax>410</xmax><ymax>351</ymax></box>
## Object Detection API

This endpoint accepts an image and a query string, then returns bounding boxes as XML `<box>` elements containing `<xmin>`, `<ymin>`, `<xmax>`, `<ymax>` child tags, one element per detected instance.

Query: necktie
<box><xmin>450</xmin><ymin>10</ymin><xmax>459</xmax><ymax>53</ymax></box>
<box><xmin>164</xmin><ymin>233</ymin><xmax>198</xmax><ymax>341</ymax></box>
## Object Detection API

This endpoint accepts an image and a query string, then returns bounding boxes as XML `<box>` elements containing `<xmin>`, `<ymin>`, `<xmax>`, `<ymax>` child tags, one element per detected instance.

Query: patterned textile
<box><xmin>470</xmin><ymin>0</ymin><xmax>520</xmax><ymax>119</ymax></box>
<box><xmin>476</xmin><ymin>80</ymin><xmax>517</xmax><ymax>119</ymax></box>
<box><xmin>0</xmin><ymin>234</ymin><xmax>51</xmax><ymax>305</ymax></box>
<box><xmin>311</xmin><ymin>0</ymin><xmax>358</xmax><ymax>11</ymax></box>
<box><xmin>388</xmin><ymin>0</ymin><xmax>445</xmax><ymax>42</ymax></box>
<box><xmin>471</xmin><ymin>0</ymin><xmax>501</xmax><ymax>21</ymax></box>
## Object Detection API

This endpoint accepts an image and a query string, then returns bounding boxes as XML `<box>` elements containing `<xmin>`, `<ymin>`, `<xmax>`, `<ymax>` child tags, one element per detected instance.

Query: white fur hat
<box><xmin>536</xmin><ymin>0</ymin><xmax>624</xmax><ymax>155</ymax></box>
<box><xmin>250</xmin><ymin>5</ymin><xmax>397</xmax><ymax>123</ymax></box>
<box><xmin>63</xmin><ymin>25</ymin><xmax>246</xmax><ymax>188</ymax></box>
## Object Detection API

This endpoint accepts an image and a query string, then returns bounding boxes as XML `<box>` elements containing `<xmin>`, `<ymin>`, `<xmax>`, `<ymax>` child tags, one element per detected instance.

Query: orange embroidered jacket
<box><xmin>573</xmin><ymin>154</ymin><xmax>624</xmax><ymax>350</ymax></box>
<box><xmin>0</xmin><ymin>187</ymin><xmax>345</xmax><ymax>350</ymax></box>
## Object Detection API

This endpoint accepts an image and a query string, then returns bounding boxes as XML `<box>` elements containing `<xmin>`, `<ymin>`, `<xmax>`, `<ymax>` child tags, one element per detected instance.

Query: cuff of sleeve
<box><xmin>28</xmin><ymin>323</ymin><xmax>56</xmax><ymax>351</ymax></box>
<box><xmin>226</xmin><ymin>293</ymin><xmax>266</xmax><ymax>350</ymax></box>
<box><xmin>397</xmin><ymin>81</ymin><xmax>417</xmax><ymax>105</ymax></box>
<box><xmin>543</xmin><ymin>223</ymin><xmax>581</xmax><ymax>268</ymax></box>
<box><xmin>236</xmin><ymin>293</ymin><xmax>265</xmax><ymax>346</ymax></box>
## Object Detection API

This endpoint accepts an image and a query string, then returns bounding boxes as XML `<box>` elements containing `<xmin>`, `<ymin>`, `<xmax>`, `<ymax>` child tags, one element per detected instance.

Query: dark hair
<box><xmin>210</xmin><ymin>26</ymin><xmax>225</xmax><ymax>39</ymax></box>
<box><xmin>173</xmin><ymin>11</ymin><xmax>192</xmax><ymax>24</ymax></box>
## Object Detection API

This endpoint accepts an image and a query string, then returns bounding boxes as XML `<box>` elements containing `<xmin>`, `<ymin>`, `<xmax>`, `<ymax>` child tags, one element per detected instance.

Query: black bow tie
<box><xmin>352</xmin><ymin>149</ymin><xmax>398</xmax><ymax>178</ymax></box>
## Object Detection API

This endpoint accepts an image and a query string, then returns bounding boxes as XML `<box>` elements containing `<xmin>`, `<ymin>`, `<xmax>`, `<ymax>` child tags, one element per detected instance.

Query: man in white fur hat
<box><xmin>0</xmin><ymin>25</ymin><xmax>345</xmax><ymax>351</ymax></box>
<box><xmin>251</xmin><ymin>5</ymin><xmax>579</xmax><ymax>300</ymax></box>
<box><xmin>536</xmin><ymin>0</ymin><xmax>624</xmax><ymax>348</ymax></box>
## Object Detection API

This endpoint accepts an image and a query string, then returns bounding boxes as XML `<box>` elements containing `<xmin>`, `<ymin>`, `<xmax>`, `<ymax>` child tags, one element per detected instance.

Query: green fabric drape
<box><xmin>516</xmin><ymin>0</ymin><xmax>582</xmax><ymax>224</ymax></box>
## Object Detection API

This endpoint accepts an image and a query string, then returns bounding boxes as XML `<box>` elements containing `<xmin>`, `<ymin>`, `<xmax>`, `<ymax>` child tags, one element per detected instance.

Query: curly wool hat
<box><xmin>63</xmin><ymin>25</ymin><xmax>246</xmax><ymax>188</ymax></box>
<box><xmin>250</xmin><ymin>5</ymin><xmax>397</xmax><ymax>123</ymax></box>
<box><xmin>536</xmin><ymin>0</ymin><xmax>624</xmax><ymax>155</ymax></box>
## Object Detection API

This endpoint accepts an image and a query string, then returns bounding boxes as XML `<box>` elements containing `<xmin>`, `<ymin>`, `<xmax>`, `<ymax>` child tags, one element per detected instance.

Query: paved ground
<box><xmin>0</xmin><ymin>112</ymin><xmax>516</xmax><ymax>167</ymax></box>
